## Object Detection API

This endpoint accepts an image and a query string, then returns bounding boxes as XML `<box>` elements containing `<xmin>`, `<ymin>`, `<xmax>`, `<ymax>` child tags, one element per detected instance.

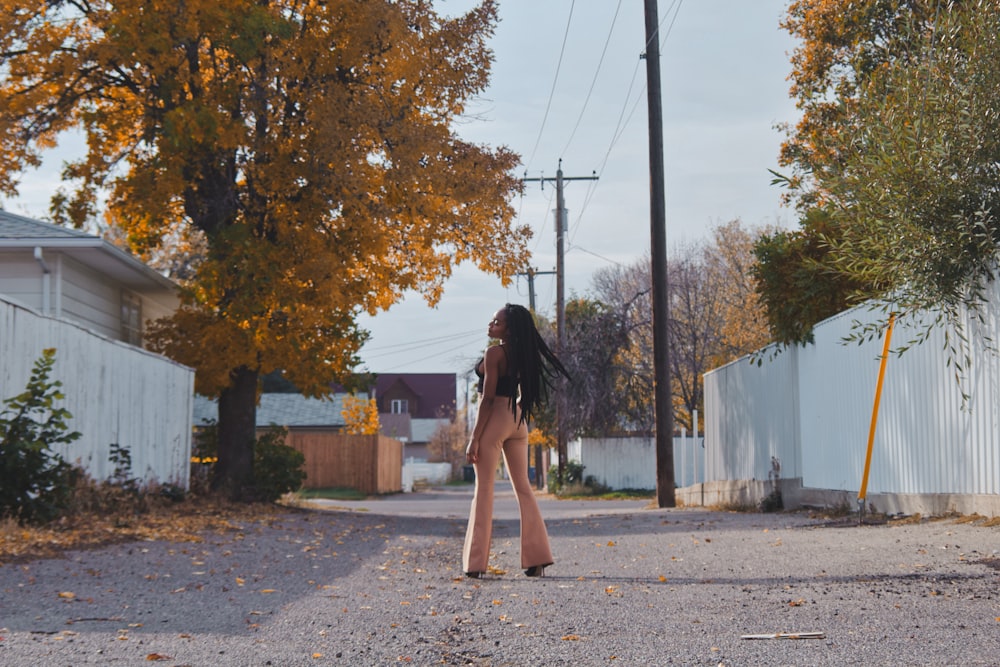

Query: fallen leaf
<box><xmin>607</xmin><ymin>541</ymin><xmax>617</xmax><ymax>547</ymax></box>
<box><xmin>259</xmin><ymin>589</ymin><xmax>277</xmax><ymax>594</ymax></box>
<box><xmin>561</xmin><ymin>634</ymin><xmax>581</xmax><ymax>641</ymax></box>
<box><xmin>658</xmin><ymin>575</ymin><xmax>667</xmax><ymax>582</ymax></box>
<box><xmin>146</xmin><ymin>654</ymin><xmax>172</xmax><ymax>661</ymax></box>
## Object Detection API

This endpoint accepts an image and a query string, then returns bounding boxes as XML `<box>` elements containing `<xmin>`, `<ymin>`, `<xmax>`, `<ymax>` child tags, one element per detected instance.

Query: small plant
<box><xmin>253</xmin><ymin>426</ymin><xmax>306</xmax><ymax>502</ymax></box>
<box><xmin>547</xmin><ymin>460</ymin><xmax>586</xmax><ymax>495</ymax></box>
<box><xmin>189</xmin><ymin>420</ymin><xmax>219</xmax><ymax>496</ymax></box>
<box><xmin>759</xmin><ymin>456</ymin><xmax>783</xmax><ymax>512</ymax></box>
<box><xmin>108</xmin><ymin>443</ymin><xmax>140</xmax><ymax>494</ymax></box>
<box><xmin>0</xmin><ymin>349</ymin><xmax>81</xmax><ymax>524</ymax></box>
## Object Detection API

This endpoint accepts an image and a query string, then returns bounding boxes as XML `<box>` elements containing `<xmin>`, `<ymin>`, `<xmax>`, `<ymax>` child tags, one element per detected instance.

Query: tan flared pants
<box><xmin>462</xmin><ymin>399</ymin><xmax>553</xmax><ymax>573</ymax></box>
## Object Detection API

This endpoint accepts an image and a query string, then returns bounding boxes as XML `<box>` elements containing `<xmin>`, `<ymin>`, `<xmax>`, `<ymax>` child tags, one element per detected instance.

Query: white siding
<box><xmin>0</xmin><ymin>253</ymin><xmax>45</xmax><ymax>311</ymax></box>
<box><xmin>704</xmin><ymin>286</ymin><xmax>1000</xmax><ymax>499</ymax></box>
<box><xmin>60</xmin><ymin>254</ymin><xmax>122</xmax><ymax>340</ymax></box>
<box><xmin>0</xmin><ymin>296</ymin><xmax>193</xmax><ymax>487</ymax></box>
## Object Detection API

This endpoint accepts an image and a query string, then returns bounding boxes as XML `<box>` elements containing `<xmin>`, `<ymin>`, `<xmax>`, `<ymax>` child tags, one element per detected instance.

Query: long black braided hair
<box><xmin>502</xmin><ymin>303</ymin><xmax>571</xmax><ymax>425</ymax></box>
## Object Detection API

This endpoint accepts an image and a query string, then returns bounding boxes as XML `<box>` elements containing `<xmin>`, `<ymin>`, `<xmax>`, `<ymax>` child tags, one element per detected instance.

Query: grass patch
<box><xmin>556</xmin><ymin>487</ymin><xmax>654</xmax><ymax>501</ymax></box>
<box><xmin>295</xmin><ymin>487</ymin><xmax>367</xmax><ymax>501</ymax></box>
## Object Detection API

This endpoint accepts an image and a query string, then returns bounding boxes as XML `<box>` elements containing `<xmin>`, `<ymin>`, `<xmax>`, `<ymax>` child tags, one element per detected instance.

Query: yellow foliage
<box><xmin>341</xmin><ymin>396</ymin><xmax>380</xmax><ymax>436</ymax></box>
<box><xmin>527</xmin><ymin>428</ymin><xmax>554</xmax><ymax>449</ymax></box>
<box><xmin>0</xmin><ymin>0</ymin><xmax>529</xmax><ymax>400</ymax></box>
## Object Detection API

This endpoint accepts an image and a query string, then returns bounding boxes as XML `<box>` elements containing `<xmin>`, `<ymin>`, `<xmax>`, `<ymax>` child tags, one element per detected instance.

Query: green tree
<box><xmin>752</xmin><ymin>208</ymin><xmax>868</xmax><ymax>346</ymax></box>
<box><xmin>770</xmin><ymin>1</ymin><xmax>1000</xmax><ymax>347</ymax></box>
<box><xmin>0</xmin><ymin>1</ymin><xmax>528</xmax><ymax>497</ymax></box>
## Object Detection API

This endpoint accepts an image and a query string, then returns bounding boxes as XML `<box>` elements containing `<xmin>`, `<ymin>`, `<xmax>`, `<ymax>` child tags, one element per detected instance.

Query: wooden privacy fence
<box><xmin>282</xmin><ymin>432</ymin><xmax>402</xmax><ymax>494</ymax></box>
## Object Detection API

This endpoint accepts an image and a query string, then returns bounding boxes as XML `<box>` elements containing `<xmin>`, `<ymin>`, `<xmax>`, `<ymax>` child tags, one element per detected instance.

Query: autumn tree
<box><xmin>0</xmin><ymin>1</ymin><xmax>528</xmax><ymax>497</ymax></box>
<box><xmin>426</xmin><ymin>406</ymin><xmax>469</xmax><ymax>476</ymax></box>
<box><xmin>703</xmin><ymin>220</ymin><xmax>773</xmax><ymax>359</ymax></box>
<box><xmin>340</xmin><ymin>396</ymin><xmax>380</xmax><ymax>436</ymax></box>
<box><xmin>586</xmin><ymin>221</ymin><xmax>772</xmax><ymax>434</ymax></box>
<box><xmin>767</xmin><ymin>0</ymin><xmax>1000</xmax><ymax>347</ymax></box>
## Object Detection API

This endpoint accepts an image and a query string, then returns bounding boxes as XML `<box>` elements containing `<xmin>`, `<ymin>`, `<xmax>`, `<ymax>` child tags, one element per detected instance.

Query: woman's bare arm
<box><xmin>466</xmin><ymin>345</ymin><xmax>504</xmax><ymax>463</ymax></box>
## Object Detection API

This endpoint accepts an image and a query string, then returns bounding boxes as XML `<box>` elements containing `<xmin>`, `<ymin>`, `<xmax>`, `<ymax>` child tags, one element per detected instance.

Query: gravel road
<box><xmin>1</xmin><ymin>485</ymin><xmax>998</xmax><ymax>666</ymax></box>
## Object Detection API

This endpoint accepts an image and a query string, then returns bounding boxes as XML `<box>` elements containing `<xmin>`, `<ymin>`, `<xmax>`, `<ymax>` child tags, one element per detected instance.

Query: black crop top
<box><xmin>475</xmin><ymin>356</ymin><xmax>517</xmax><ymax>397</ymax></box>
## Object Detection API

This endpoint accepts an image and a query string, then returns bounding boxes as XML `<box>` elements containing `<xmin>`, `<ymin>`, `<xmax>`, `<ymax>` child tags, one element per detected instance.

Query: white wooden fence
<box><xmin>0</xmin><ymin>296</ymin><xmax>194</xmax><ymax>488</ymax></box>
<box><xmin>704</xmin><ymin>289</ymin><xmax>1000</xmax><ymax>516</ymax></box>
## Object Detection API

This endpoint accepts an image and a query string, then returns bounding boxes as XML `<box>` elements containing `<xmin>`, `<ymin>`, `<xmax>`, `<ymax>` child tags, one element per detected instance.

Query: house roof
<box><xmin>0</xmin><ymin>210</ymin><xmax>176</xmax><ymax>293</ymax></box>
<box><xmin>193</xmin><ymin>393</ymin><xmax>346</xmax><ymax>428</ymax></box>
<box><xmin>376</xmin><ymin>373</ymin><xmax>456</xmax><ymax>419</ymax></box>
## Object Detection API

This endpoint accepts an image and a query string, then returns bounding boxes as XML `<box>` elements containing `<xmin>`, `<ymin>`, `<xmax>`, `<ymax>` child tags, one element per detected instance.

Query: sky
<box><xmin>3</xmin><ymin>0</ymin><xmax>800</xmax><ymax>380</ymax></box>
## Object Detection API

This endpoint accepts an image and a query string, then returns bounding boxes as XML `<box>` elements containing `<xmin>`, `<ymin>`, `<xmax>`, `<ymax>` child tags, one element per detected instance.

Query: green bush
<box><xmin>0</xmin><ymin>349</ymin><xmax>82</xmax><ymax>524</ymax></box>
<box><xmin>546</xmin><ymin>460</ymin><xmax>586</xmax><ymax>495</ymax></box>
<box><xmin>191</xmin><ymin>421</ymin><xmax>305</xmax><ymax>502</ymax></box>
<box><xmin>253</xmin><ymin>426</ymin><xmax>306</xmax><ymax>502</ymax></box>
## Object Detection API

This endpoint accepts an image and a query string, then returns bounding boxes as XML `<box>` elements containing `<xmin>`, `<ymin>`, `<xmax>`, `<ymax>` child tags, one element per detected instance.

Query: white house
<box><xmin>0</xmin><ymin>210</ymin><xmax>178</xmax><ymax>345</ymax></box>
<box><xmin>0</xmin><ymin>211</ymin><xmax>193</xmax><ymax>488</ymax></box>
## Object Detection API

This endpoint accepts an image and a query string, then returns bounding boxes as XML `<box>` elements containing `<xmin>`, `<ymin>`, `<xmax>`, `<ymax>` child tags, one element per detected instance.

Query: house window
<box><xmin>120</xmin><ymin>290</ymin><xmax>142</xmax><ymax>345</ymax></box>
<box><xmin>390</xmin><ymin>399</ymin><xmax>409</xmax><ymax>414</ymax></box>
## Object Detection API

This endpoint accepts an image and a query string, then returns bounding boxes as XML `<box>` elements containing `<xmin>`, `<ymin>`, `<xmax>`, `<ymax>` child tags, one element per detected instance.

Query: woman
<box><xmin>462</xmin><ymin>303</ymin><xmax>570</xmax><ymax>579</ymax></box>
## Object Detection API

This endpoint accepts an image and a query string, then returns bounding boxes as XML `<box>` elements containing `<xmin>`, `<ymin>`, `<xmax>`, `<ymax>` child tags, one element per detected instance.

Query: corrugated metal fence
<box><xmin>705</xmin><ymin>290</ymin><xmax>1000</xmax><ymax>508</ymax></box>
<box><xmin>0</xmin><ymin>296</ymin><xmax>194</xmax><ymax>487</ymax></box>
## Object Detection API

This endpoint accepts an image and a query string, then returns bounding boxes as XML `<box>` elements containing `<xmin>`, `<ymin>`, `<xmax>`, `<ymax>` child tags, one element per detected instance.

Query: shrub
<box><xmin>190</xmin><ymin>421</ymin><xmax>305</xmax><ymax>502</ymax></box>
<box><xmin>546</xmin><ymin>460</ymin><xmax>586</xmax><ymax>495</ymax></box>
<box><xmin>253</xmin><ymin>426</ymin><xmax>306</xmax><ymax>502</ymax></box>
<box><xmin>0</xmin><ymin>349</ymin><xmax>81</xmax><ymax>524</ymax></box>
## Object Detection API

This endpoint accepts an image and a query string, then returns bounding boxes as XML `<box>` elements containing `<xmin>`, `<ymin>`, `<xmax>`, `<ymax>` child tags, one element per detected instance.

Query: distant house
<box><xmin>370</xmin><ymin>373</ymin><xmax>457</xmax><ymax>461</ymax></box>
<box><xmin>0</xmin><ymin>211</ymin><xmax>192</xmax><ymax>487</ymax></box>
<box><xmin>192</xmin><ymin>393</ymin><xmax>346</xmax><ymax>432</ymax></box>
<box><xmin>0</xmin><ymin>210</ymin><xmax>179</xmax><ymax>347</ymax></box>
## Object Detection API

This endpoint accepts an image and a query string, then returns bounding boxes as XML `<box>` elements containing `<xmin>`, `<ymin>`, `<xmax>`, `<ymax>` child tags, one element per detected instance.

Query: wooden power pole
<box><xmin>644</xmin><ymin>0</ymin><xmax>676</xmax><ymax>507</ymax></box>
<box><xmin>523</xmin><ymin>162</ymin><xmax>597</xmax><ymax>485</ymax></box>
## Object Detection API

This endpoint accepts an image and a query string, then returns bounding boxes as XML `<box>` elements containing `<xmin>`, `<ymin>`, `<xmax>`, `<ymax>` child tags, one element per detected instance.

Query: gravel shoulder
<box><xmin>1</xmin><ymin>486</ymin><xmax>998</xmax><ymax>666</ymax></box>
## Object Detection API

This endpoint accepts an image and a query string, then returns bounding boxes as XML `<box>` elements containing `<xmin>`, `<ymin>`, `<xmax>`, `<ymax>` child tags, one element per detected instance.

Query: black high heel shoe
<box><xmin>465</xmin><ymin>571</ymin><xmax>485</xmax><ymax>579</ymax></box>
<box><xmin>524</xmin><ymin>563</ymin><xmax>551</xmax><ymax>578</ymax></box>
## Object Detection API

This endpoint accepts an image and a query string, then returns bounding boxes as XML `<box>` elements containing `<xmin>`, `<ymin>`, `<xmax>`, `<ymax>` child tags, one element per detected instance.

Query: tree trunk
<box><xmin>213</xmin><ymin>365</ymin><xmax>258</xmax><ymax>500</ymax></box>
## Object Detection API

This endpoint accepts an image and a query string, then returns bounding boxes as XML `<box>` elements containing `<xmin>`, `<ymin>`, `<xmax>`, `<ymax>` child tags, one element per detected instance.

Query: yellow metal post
<box><xmin>858</xmin><ymin>313</ymin><xmax>896</xmax><ymax>514</ymax></box>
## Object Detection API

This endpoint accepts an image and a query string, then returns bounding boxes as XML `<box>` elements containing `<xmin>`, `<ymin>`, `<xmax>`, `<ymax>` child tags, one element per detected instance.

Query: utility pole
<box><xmin>524</xmin><ymin>161</ymin><xmax>598</xmax><ymax>485</ymax></box>
<box><xmin>516</xmin><ymin>267</ymin><xmax>556</xmax><ymax>313</ymax></box>
<box><xmin>644</xmin><ymin>0</ymin><xmax>676</xmax><ymax>507</ymax></box>
<box><xmin>517</xmin><ymin>267</ymin><xmax>556</xmax><ymax>489</ymax></box>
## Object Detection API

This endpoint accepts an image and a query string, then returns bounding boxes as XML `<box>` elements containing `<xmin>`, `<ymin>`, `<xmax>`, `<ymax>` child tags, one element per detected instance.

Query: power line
<box><xmin>362</xmin><ymin>328</ymin><xmax>483</xmax><ymax>359</ymax></box>
<box><xmin>567</xmin><ymin>244</ymin><xmax>624</xmax><ymax>268</ymax></box>
<box><xmin>524</xmin><ymin>0</ymin><xmax>577</xmax><ymax>172</ymax></box>
<box><xmin>559</xmin><ymin>0</ymin><xmax>625</xmax><ymax>157</ymax></box>
<box><xmin>568</xmin><ymin>0</ymin><xmax>685</xmax><ymax>245</ymax></box>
